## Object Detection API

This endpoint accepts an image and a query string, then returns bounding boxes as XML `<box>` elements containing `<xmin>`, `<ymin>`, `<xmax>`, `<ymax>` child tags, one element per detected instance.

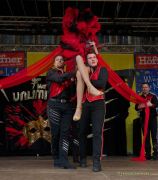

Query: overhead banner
<box><xmin>135</xmin><ymin>54</ymin><xmax>158</xmax><ymax>69</ymax></box>
<box><xmin>135</xmin><ymin>53</ymin><xmax>158</xmax><ymax>96</ymax></box>
<box><xmin>0</xmin><ymin>52</ymin><xmax>25</xmax><ymax>67</ymax></box>
<box><xmin>101</xmin><ymin>53</ymin><xmax>134</xmax><ymax>70</ymax></box>
<box><xmin>0</xmin><ymin>51</ymin><xmax>25</xmax><ymax>76</ymax></box>
<box><xmin>135</xmin><ymin>69</ymin><xmax>158</xmax><ymax>95</ymax></box>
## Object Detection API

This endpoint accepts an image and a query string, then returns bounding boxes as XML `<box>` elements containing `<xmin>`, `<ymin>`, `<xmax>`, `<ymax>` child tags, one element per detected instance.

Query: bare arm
<box><xmin>89</xmin><ymin>41</ymin><xmax>99</xmax><ymax>55</ymax></box>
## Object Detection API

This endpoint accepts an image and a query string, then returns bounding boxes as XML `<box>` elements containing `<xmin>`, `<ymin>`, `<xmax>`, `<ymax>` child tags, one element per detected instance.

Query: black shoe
<box><xmin>80</xmin><ymin>159</ymin><xmax>87</xmax><ymax>168</ymax></box>
<box><xmin>93</xmin><ymin>161</ymin><xmax>101</xmax><ymax>172</ymax></box>
<box><xmin>60</xmin><ymin>162</ymin><xmax>76</xmax><ymax>169</ymax></box>
<box><xmin>152</xmin><ymin>155</ymin><xmax>157</xmax><ymax>160</ymax></box>
<box><xmin>145</xmin><ymin>155</ymin><xmax>152</xmax><ymax>160</ymax></box>
<box><xmin>54</xmin><ymin>159</ymin><xmax>61</xmax><ymax>167</ymax></box>
<box><xmin>73</xmin><ymin>156</ymin><xmax>80</xmax><ymax>163</ymax></box>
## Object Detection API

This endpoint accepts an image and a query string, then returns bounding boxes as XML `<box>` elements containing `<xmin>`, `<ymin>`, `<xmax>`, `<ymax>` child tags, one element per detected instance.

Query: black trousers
<box><xmin>69</xmin><ymin>121</ymin><xmax>79</xmax><ymax>161</ymax></box>
<box><xmin>141</xmin><ymin>116</ymin><xmax>158</xmax><ymax>156</ymax></box>
<box><xmin>47</xmin><ymin>99</ymin><xmax>73</xmax><ymax>163</ymax></box>
<box><xmin>79</xmin><ymin>100</ymin><xmax>105</xmax><ymax>161</ymax></box>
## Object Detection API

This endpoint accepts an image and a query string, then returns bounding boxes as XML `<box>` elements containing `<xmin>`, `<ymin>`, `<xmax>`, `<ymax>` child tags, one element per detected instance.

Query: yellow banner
<box><xmin>27</xmin><ymin>52</ymin><xmax>50</xmax><ymax>76</ymax></box>
<box><xmin>27</xmin><ymin>52</ymin><xmax>49</xmax><ymax>67</ymax></box>
<box><xmin>101</xmin><ymin>53</ymin><xmax>134</xmax><ymax>70</ymax></box>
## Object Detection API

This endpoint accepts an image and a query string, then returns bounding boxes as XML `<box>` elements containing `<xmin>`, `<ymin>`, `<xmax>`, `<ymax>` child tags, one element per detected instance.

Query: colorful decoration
<box><xmin>6</xmin><ymin>100</ymin><xmax>51</xmax><ymax>148</ymax></box>
<box><xmin>0</xmin><ymin>7</ymin><xmax>150</xmax><ymax>160</ymax></box>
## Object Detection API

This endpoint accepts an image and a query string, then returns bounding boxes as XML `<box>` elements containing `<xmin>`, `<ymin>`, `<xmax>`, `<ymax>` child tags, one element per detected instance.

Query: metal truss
<box><xmin>0</xmin><ymin>16</ymin><xmax>158</xmax><ymax>35</ymax></box>
<box><xmin>1</xmin><ymin>43</ymin><xmax>158</xmax><ymax>53</ymax></box>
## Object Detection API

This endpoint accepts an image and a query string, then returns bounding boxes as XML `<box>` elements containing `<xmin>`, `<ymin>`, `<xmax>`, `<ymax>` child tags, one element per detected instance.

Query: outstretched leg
<box><xmin>73</xmin><ymin>70</ymin><xmax>85</xmax><ymax>121</ymax></box>
<box><xmin>73</xmin><ymin>55</ymin><xmax>103</xmax><ymax>121</ymax></box>
<box><xmin>76</xmin><ymin>55</ymin><xmax>103</xmax><ymax>96</ymax></box>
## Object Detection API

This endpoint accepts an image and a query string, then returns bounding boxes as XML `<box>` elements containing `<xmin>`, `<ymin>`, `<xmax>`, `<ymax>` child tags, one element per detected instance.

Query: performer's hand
<box><xmin>147</xmin><ymin>101</ymin><xmax>153</xmax><ymax>107</ymax></box>
<box><xmin>88</xmin><ymin>41</ymin><xmax>99</xmax><ymax>54</ymax></box>
<box><xmin>138</xmin><ymin>103</ymin><xmax>146</xmax><ymax>109</ymax></box>
<box><xmin>89</xmin><ymin>41</ymin><xmax>95</xmax><ymax>46</ymax></box>
<box><xmin>71</xmin><ymin>77</ymin><xmax>75</xmax><ymax>82</ymax></box>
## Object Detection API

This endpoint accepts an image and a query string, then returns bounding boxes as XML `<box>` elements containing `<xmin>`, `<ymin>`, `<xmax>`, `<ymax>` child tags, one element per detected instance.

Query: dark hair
<box><xmin>54</xmin><ymin>55</ymin><xmax>64</xmax><ymax>61</ymax></box>
<box><xmin>141</xmin><ymin>82</ymin><xmax>149</xmax><ymax>87</ymax></box>
<box><xmin>86</xmin><ymin>52</ymin><xmax>97</xmax><ymax>59</ymax></box>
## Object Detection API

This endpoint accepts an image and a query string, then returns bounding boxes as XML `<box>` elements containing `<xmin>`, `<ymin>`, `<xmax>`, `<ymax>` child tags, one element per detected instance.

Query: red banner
<box><xmin>0</xmin><ymin>52</ymin><xmax>25</xmax><ymax>67</ymax></box>
<box><xmin>135</xmin><ymin>54</ymin><xmax>158</xmax><ymax>69</ymax></box>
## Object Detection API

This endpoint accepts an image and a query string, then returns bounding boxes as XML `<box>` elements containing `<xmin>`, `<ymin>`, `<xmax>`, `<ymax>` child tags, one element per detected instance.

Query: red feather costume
<box><xmin>59</xmin><ymin>7</ymin><xmax>101</xmax><ymax>71</ymax></box>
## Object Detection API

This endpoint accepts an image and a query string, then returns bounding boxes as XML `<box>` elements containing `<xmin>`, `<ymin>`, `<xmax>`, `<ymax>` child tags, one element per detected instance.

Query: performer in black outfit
<box><xmin>46</xmin><ymin>55</ymin><xmax>76</xmax><ymax>169</ymax></box>
<box><xmin>68</xmin><ymin>83</ymin><xmax>80</xmax><ymax>163</ymax></box>
<box><xmin>135</xmin><ymin>83</ymin><xmax>158</xmax><ymax>160</ymax></box>
<box><xmin>79</xmin><ymin>49</ymin><xmax>108</xmax><ymax>172</ymax></box>
<box><xmin>69</xmin><ymin>120</ymin><xmax>80</xmax><ymax>163</ymax></box>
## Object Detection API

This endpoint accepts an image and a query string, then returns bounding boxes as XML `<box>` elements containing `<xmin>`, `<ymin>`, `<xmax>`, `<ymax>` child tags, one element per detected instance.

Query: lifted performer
<box><xmin>60</xmin><ymin>7</ymin><xmax>103</xmax><ymax>121</ymax></box>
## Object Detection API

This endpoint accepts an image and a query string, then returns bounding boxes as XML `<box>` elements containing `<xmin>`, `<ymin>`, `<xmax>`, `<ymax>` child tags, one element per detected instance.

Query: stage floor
<box><xmin>0</xmin><ymin>156</ymin><xmax>158</xmax><ymax>180</ymax></box>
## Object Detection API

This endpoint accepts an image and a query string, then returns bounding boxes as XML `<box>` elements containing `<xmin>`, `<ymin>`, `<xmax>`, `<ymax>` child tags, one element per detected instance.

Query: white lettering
<box><xmin>12</xmin><ymin>90</ymin><xmax>48</xmax><ymax>102</ymax></box>
<box><xmin>0</xmin><ymin>57</ymin><xmax>22</xmax><ymax>65</ymax></box>
<box><xmin>144</xmin><ymin>75</ymin><xmax>152</xmax><ymax>83</ymax></box>
<box><xmin>138</xmin><ymin>56</ymin><xmax>158</xmax><ymax>65</ymax></box>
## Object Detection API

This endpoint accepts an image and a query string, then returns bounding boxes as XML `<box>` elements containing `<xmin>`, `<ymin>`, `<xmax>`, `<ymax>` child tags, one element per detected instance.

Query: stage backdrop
<box><xmin>0</xmin><ymin>51</ymin><xmax>26</xmax><ymax>154</ymax></box>
<box><xmin>0</xmin><ymin>51</ymin><xmax>144</xmax><ymax>155</ymax></box>
<box><xmin>101</xmin><ymin>53</ymin><xmax>137</xmax><ymax>154</ymax></box>
<box><xmin>0</xmin><ymin>76</ymin><xmax>50</xmax><ymax>155</ymax></box>
<box><xmin>134</xmin><ymin>54</ymin><xmax>158</xmax><ymax>155</ymax></box>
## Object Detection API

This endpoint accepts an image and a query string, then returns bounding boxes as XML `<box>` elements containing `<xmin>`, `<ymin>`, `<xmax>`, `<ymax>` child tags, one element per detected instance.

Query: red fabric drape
<box><xmin>0</xmin><ymin>47</ymin><xmax>61</xmax><ymax>89</ymax></box>
<box><xmin>0</xmin><ymin>51</ymin><xmax>149</xmax><ymax>161</ymax></box>
<box><xmin>0</xmin><ymin>7</ymin><xmax>149</xmax><ymax>161</ymax></box>
<box><xmin>97</xmin><ymin>54</ymin><xmax>149</xmax><ymax>161</ymax></box>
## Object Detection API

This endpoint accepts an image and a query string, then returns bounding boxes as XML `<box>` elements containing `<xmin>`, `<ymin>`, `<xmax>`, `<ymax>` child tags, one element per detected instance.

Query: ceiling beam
<box><xmin>114</xmin><ymin>1</ymin><xmax>121</xmax><ymax>18</ymax></box>
<box><xmin>6</xmin><ymin>0</ymin><xmax>14</xmax><ymax>16</ymax></box>
<box><xmin>20</xmin><ymin>0</ymin><xmax>27</xmax><ymax>16</ymax></box>
<box><xmin>101</xmin><ymin>1</ymin><xmax>106</xmax><ymax>17</ymax></box>
<box><xmin>34</xmin><ymin>0</ymin><xmax>39</xmax><ymax>16</ymax></box>
<box><xmin>89</xmin><ymin>0</ymin><xmax>157</xmax><ymax>1</ymax></box>
<box><xmin>47</xmin><ymin>0</ymin><xmax>52</xmax><ymax>18</ymax></box>
<box><xmin>150</xmin><ymin>4</ymin><xmax>158</xmax><ymax>18</ymax></box>
<box><xmin>137</xmin><ymin>2</ymin><xmax>146</xmax><ymax>18</ymax></box>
